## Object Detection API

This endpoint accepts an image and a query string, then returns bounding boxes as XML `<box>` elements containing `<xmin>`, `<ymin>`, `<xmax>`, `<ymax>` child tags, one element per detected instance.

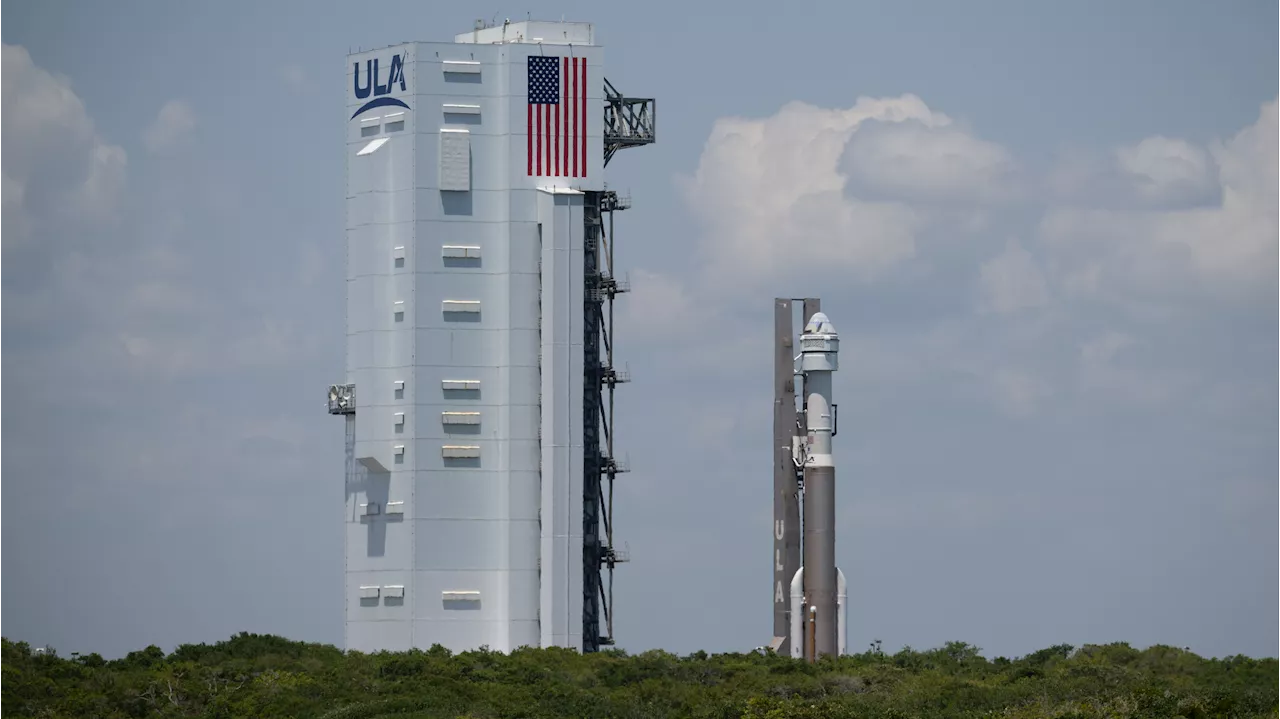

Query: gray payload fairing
<box><xmin>771</xmin><ymin>299</ymin><xmax>847</xmax><ymax>660</ymax></box>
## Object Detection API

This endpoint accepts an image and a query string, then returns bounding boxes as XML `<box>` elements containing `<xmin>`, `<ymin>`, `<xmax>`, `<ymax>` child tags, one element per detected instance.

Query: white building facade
<box><xmin>339</xmin><ymin>21</ymin><xmax>608</xmax><ymax>653</ymax></box>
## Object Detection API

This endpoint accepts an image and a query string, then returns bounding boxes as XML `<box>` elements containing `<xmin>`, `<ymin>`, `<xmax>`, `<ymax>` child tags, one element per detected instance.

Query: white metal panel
<box><xmin>414</xmin><ymin>519</ymin><xmax>521</xmax><ymax>571</ymax></box>
<box><xmin>349</xmin><ymin>134</ymin><xmax>415</xmax><ymax>202</ymax></box>
<box><xmin>441</xmin><ymin>299</ymin><xmax>481</xmax><ymax>314</ymax></box>
<box><xmin>508</xmin><ymin>272</ymin><xmax>541</xmax><ymax>331</ymax></box>
<box><xmin>536</xmin><ymin>189</ymin><xmax>585</xmax><ymax>649</ymax></box>
<box><xmin>427</xmin><ymin>65</ymin><xmax>494</xmax><ymax>101</ymax></box>
<box><xmin>415</xmin><ymin>438</ymin><xmax>536</xmax><ymax>469</ymax></box>
<box><xmin>346</xmin><ymin>621</ymin><xmax>413</xmax><ymax>653</ymax></box>
<box><xmin>441</xmin><ymin>379</ymin><xmax>480</xmax><ymax>391</ymax></box>
<box><xmin>410</xmin><ymin>188</ymin><xmax>527</xmax><ymax>222</ymax></box>
<box><xmin>440</xmin><ymin>445</ymin><xmax>480</xmax><ymax>459</ymax></box>
<box><xmin>439</xmin><ymin>130</ymin><xmax>471</xmax><ymax>191</ymax></box>
<box><xmin>349</xmin><ymin>370</ymin><xmax>411</xmax><ymax>411</ymax></box>
<box><xmin>348</xmin><ymin>188</ymin><xmax>414</xmax><ymax>229</ymax></box>
<box><xmin>441</xmin><ymin>60</ymin><xmax>482</xmax><ymax>73</ymax></box>
<box><xmin>441</xmin><ymin>411</ymin><xmax>481</xmax><ymax>426</ymax></box>
<box><xmin>347</xmin><ymin>222</ymin><xmax>414</xmax><ymax>278</ymax></box>
<box><xmin>360</xmin><ymin>585</ymin><xmax>381</xmax><ymax>599</ymax></box>
<box><xmin>345</xmin><ymin>520</ymin><xmax>413</xmax><ymax>570</ymax></box>
<box><xmin>412</xmin><ymin>327</ymin><xmax>505</xmax><ymax>367</ymax></box>
<box><xmin>383</xmin><ymin>111</ymin><xmax>407</xmax><ymax>132</ymax></box>
<box><xmin>415</xmin><ymin>270</ymin><xmax>502</xmax><ymax>313</ymax></box>
<box><xmin>412</xmin><ymin>470</ymin><xmax>538</xmax><ymax>520</ymax></box>
<box><xmin>356</xmin><ymin>137</ymin><xmax>389</xmax><ymax>156</ymax></box>
<box><xmin>411</xmin><ymin>618</ymin><xmax>504</xmax><ymax>654</ymax></box>
<box><xmin>441</xmin><ymin>245</ymin><xmax>481</xmax><ymax>259</ymax></box>
<box><xmin>383</xmin><ymin>585</ymin><xmax>406</xmax><ymax>599</ymax></box>
<box><xmin>347</xmin><ymin>42</ymin><xmax>420</xmax><ymax>653</ymax></box>
<box><xmin>442</xmin><ymin>103</ymin><xmax>482</xmax><ymax>115</ymax></box>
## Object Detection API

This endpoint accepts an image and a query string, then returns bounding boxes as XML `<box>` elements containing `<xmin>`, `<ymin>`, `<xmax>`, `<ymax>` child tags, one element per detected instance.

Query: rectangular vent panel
<box><xmin>441</xmin><ymin>445</ymin><xmax>480</xmax><ymax>459</ymax></box>
<box><xmin>439</xmin><ymin>130</ymin><xmax>471</xmax><ymax>191</ymax></box>
<box><xmin>441</xmin><ymin>245</ymin><xmax>481</xmax><ymax>259</ymax></box>
<box><xmin>442</xmin><ymin>60</ymin><xmax>481</xmax><ymax>74</ymax></box>
<box><xmin>442</xmin><ymin>300</ymin><xmax>480</xmax><ymax>313</ymax></box>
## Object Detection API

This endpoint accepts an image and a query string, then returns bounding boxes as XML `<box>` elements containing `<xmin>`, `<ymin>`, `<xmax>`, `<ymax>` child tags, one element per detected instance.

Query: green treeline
<box><xmin>3</xmin><ymin>634</ymin><xmax>1276</xmax><ymax>718</ymax></box>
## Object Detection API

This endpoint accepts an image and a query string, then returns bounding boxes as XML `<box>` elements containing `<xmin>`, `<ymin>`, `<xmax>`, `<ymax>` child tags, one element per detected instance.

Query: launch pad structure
<box><xmin>328</xmin><ymin>19</ymin><xmax>655</xmax><ymax>655</ymax></box>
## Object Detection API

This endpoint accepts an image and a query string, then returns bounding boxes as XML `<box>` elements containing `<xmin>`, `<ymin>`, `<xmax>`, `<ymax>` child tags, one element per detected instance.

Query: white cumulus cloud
<box><xmin>144</xmin><ymin>100</ymin><xmax>197</xmax><ymax>153</ymax></box>
<box><xmin>840</xmin><ymin>119</ymin><xmax>1020</xmax><ymax>204</ymax></box>
<box><xmin>677</xmin><ymin>94</ymin><xmax>1025</xmax><ymax>299</ymax></box>
<box><xmin>979</xmin><ymin>240</ymin><xmax>1051</xmax><ymax>314</ymax></box>
<box><xmin>1115</xmin><ymin>136</ymin><xmax>1217</xmax><ymax>206</ymax></box>
<box><xmin>1076</xmin><ymin>331</ymin><xmax>1189</xmax><ymax>407</ymax></box>
<box><xmin>1</xmin><ymin>43</ymin><xmax>127</xmax><ymax>247</ymax></box>
<box><xmin>1040</xmin><ymin>98</ymin><xmax>1277</xmax><ymax>302</ymax></box>
<box><xmin>678</xmin><ymin>95</ymin><xmax>945</xmax><ymax>292</ymax></box>
<box><xmin>991</xmin><ymin>367</ymin><xmax>1053</xmax><ymax>418</ymax></box>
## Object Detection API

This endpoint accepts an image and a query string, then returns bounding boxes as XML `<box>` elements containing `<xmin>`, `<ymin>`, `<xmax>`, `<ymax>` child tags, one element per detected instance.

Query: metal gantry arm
<box><xmin>603</xmin><ymin>78</ymin><xmax>655</xmax><ymax>167</ymax></box>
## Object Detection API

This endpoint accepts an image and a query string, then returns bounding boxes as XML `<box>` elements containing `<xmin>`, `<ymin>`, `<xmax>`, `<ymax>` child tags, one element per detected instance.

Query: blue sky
<box><xmin>3</xmin><ymin>0</ymin><xmax>1276</xmax><ymax>660</ymax></box>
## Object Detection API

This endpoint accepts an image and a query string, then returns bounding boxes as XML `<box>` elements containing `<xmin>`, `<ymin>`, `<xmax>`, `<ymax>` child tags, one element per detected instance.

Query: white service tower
<box><xmin>328</xmin><ymin>20</ymin><xmax>654</xmax><ymax>655</ymax></box>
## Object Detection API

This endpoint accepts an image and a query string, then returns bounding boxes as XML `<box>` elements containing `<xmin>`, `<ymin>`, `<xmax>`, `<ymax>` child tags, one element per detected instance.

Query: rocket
<box><xmin>771</xmin><ymin>300</ymin><xmax>846</xmax><ymax>660</ymax></box>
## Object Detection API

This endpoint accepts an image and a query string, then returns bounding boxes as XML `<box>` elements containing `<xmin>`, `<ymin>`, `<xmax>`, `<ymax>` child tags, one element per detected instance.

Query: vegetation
<box><xmin>3</xmin><ymin>634</ymin><xmax>1276</xmax><ymax>718</ymax></box>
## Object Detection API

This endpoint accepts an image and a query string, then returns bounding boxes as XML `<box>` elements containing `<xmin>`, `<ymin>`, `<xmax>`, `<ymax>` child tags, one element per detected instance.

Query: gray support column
<box><xmin>772</xmin><ymin>299</ymin><xmax>800</xmax><ymax>654</ymax></box>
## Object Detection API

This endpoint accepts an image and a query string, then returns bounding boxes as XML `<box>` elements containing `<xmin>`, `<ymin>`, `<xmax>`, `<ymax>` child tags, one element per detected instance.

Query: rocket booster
<box><xmin>788</xmin><ymin>311</ymin><xmax>845</xmax><ymax>660</ymax></box>
<box><xmin>800</xmin><ymin>311</ymin><xmax>839</xmax><ymax>659</ymax></box>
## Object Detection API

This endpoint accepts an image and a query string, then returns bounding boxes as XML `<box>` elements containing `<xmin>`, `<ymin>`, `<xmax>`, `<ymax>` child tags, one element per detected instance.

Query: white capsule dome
<box><xmin>803</xmin><ymin>312</ymin><xmax>837</xmax><ymax>336</ymax></box>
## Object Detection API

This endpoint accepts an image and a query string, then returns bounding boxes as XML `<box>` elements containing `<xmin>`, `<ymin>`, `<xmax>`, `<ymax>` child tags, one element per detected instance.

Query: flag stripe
<box><xmin>580</xmin><ymin>58</ymin><xmax>586</xmax><ymax>181</ymax></box>
<box><xmin>562</xmin><ymin>56</ymin><xmax>569</xmax><ymax>175</ymax></box>
<box><xmin>526</xmin><ymin>103</ymin><xmax>533</xmax><ymax>177</ymax></box>
<box><xmin>576</xmin><ymin>57</ymin><xmax>581</xmax><ymax>177</ymax></box>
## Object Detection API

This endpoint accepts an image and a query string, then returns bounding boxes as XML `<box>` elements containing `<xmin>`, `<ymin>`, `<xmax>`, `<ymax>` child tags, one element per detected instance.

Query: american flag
<box><xmin>527</xmin><ymin>55</ymin><xmax>587</xmax><ymax>178</ymax></box>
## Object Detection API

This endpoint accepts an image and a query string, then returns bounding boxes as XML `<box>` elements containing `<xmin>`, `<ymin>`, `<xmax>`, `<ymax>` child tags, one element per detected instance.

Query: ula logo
<box><xmin>351</xmin><ymin>54</ymin><xmax>410</xmax><ymax>120</ymax></box>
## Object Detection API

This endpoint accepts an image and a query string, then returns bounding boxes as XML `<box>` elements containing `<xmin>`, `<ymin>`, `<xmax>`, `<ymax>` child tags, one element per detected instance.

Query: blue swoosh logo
<box><xmin>351</xmin><ymin>96</ymin><xmax>411</xmax><ymax>120</ymax></box>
